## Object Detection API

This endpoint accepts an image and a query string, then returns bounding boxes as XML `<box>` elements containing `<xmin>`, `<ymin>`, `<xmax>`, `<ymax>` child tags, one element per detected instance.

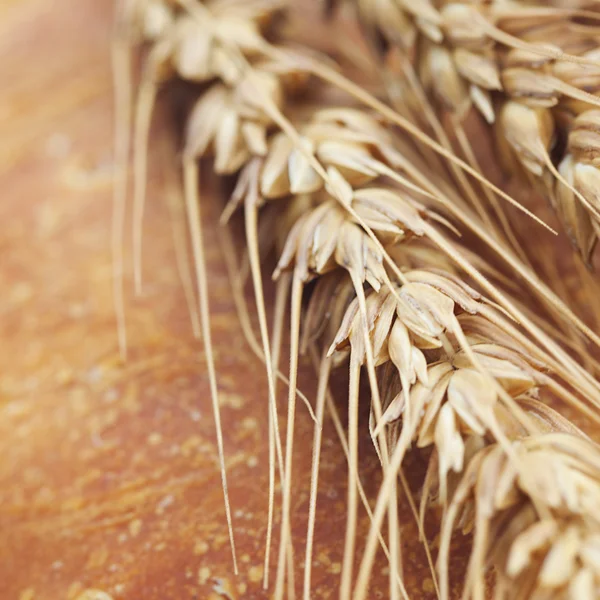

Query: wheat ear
<box><xmin>354</xmin><ymin>0</ymin><xmax>600</xmax><ymax>266</ymax></box>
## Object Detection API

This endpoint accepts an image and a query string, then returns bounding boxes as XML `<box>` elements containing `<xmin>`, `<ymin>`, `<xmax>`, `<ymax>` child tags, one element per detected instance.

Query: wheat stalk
<box><xmin>116</xmin><ymin>1</ymin><xmax>600</xmax><ymax>598</ymax></box>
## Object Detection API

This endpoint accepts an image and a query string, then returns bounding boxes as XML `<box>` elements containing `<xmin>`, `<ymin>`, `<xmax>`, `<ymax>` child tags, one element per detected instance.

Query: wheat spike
<box><xmin>354</xmin><ymin>0</ymin><xmax>600</xmax><ymax>265</ymax></box>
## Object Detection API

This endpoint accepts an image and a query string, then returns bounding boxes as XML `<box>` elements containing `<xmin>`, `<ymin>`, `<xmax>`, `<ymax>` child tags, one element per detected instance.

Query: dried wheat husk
<box><xmin>119</xmin><ymin>1</ymin><xmax>600</xmax><ymax>599</ymax></box>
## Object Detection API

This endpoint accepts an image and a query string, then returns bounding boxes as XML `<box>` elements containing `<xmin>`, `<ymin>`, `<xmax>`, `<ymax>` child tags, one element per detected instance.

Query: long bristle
<box><xmin>183</xmin><ymin>158</ymin><xmax>238</xmax><ymax>573</ymax></box>
<box><xmin>111</xmin><ymin>4</ymin><xmax>132</xmax><ymax>362</ymax></box>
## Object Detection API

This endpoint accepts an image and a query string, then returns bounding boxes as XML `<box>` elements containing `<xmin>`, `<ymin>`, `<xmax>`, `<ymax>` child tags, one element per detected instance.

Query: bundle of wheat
<box><xmin>117</xmin><ymin>0</ymin><xmax>600</xmax><ymax>598</ymax></box>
